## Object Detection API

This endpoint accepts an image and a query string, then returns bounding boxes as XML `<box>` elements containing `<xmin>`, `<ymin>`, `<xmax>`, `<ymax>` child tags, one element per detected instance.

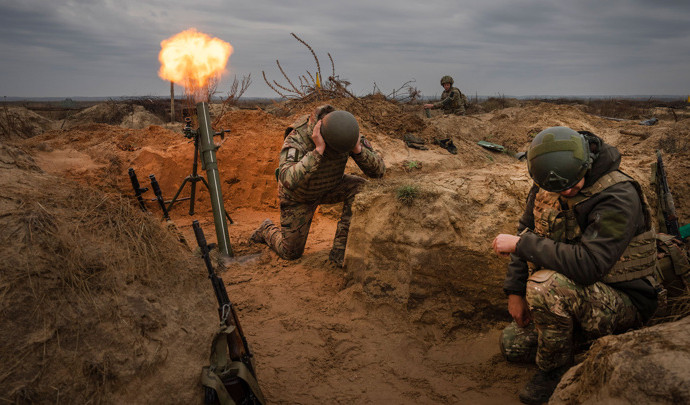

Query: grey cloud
<box><xmin>0</xmin><ymin>0</ymin><xmax>689</xmax><ymax>98</ymax></box>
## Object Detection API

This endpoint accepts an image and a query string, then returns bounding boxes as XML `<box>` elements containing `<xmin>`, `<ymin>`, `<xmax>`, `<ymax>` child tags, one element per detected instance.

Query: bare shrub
<box><xmin>213</xmin><ymin>74</ymin><xmax>252</xmax><ymax>126</ymax></box>
<box><xmin>262</xmin><ymin>33</ymin><xmax>356</xmax><ymax>101</ymax></box>
<box><xmin>657</xmin><ymin>130</ymin><xmax>690</xmax><ymax>154</ymax></box>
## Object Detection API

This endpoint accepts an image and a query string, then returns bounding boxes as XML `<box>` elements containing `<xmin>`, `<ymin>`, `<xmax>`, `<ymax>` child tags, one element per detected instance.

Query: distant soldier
<box><xmin>250</xmin><ymin>105</ymin><xmax>385</xmax><ymax>266</ymax></box>
<box><xmin>492</xmin><ymin>127</ymin><xmax>659</xmax><ymax>404</ymax></box>
<box><xmin>424</xmin><ymin>75</ymin><xmax>469</xmax><ymax>115</ymax></box>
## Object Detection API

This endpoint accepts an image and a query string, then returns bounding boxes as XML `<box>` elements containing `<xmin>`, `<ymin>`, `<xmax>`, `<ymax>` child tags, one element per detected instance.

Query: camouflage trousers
<box><xmin>500</xmin><ymin>270</ymin><xmax>640</xmax><ymax>371</ymax></box>
<box><xmin>259</xmin><ymin>174</ymin><xmax>366</xmax><ymax>260</ymax></box>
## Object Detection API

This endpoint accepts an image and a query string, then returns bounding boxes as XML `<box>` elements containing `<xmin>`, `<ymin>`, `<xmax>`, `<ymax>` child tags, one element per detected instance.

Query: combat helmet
<box><xmin>440</xmin><ymin>75</ymin><xmax>454</xmax><ymax>85</ymax></box>
<box><xmin>527</xmin><ymin>126</ymin><xmax>592</xmax><ymax>192</ymax></box>
<box><xmin>320</xmin><ymin>110</ymin><xmax>360</xmax><ymax>153</ymax></box>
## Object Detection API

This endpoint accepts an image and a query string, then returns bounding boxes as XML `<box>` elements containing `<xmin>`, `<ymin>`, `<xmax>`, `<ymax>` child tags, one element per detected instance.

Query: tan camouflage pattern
<box><xmin>255</xmin><ymin>105</ymin><xmax>385</xmax><ymax>261</ymax></box>
<box><xmin>500</xmin><ymin>321</ymin><xmax>538</xmax><ymax>364</ymax></box>
<box><xmin>501</xmin><ymin>270</ymin><xmax>639</xmax><ymax>371</ymax></box>
<box><xmin>278</xmin><ymin>105</ymin><xmax>385</xmax><ymax>203</ymax></box>
<box><xmin>432</xmin><ymin>87</ymin><xmax>469</xmax><ymax>115</ymax></box>
<box><xmin>532</xmin><ymin>189</ymin><xmax>581</xmax><ymax>243</ymax></box>
<box><xmin>257</xmin><ymin>175</ymin><xmax>366</xmax><ymax>259</ymax></box>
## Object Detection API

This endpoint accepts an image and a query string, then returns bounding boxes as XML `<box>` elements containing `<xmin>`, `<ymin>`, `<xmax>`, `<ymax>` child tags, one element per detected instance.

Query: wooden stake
<box><xmin>170</xmin><ymin>81</ymin><xmax>175</xmax><ymax>123</ymax></box>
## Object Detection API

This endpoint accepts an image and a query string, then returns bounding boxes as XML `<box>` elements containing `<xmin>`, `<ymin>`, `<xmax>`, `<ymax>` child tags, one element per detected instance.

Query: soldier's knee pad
<box><xmin>526</xmin><ymin>270</ymin><xmax>558</xmax><ymax>304</ymax></box>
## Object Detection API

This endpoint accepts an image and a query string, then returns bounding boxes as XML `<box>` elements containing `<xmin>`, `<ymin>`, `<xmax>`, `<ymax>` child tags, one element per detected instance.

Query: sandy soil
<box><xmin>2</xmin><ymin>98</ymin><xmax>689</xmax><ymax>404</ymax></box>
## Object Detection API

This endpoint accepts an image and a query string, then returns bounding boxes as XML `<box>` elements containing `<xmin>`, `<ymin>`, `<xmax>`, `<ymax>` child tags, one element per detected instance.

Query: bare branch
<box><xmin>263</xmin><ymin>70</ymin><xmax>288</xmax><ymax>98</ymax></box>
<box><xmin>276</xmin><ymin>60</ymin><xmax>302</xmax><ymax>95</ymax></box>
<box><xmin>213</xmin><ymin>74</ymin><xmax>253</xmax><ymax>126</ymax></box>
<box><xmin>328</xmin><ymin>76</ymin><xmax>358</xmax><ymax>99</ymax></box>
<box><xmin>273</xmin><ymin>80</ymin><xmax>296</xmax><ymax>94</ymax></box>
<box><xmin>300</xmin><ymin>76</ymin><xmax>312</xmax><ymax>92</ymax></box>
<box><xmin>328</xmin><ymin>53</ymin><xmax>335</xmax><ymax>78</ymax></box>
<box><xmin>386</xmin><ymin>79</ymin><xmax>421</xmax><ymax>103</ymax></box>
<box><xmin>291</xmin><ymin>32</ymin><xmax>322</xmax><ymax>88</ymax></box>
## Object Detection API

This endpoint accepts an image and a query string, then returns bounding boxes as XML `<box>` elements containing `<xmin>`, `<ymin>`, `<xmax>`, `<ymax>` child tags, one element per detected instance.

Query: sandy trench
<box><xmin>3</xmin><ymin>99</ymin><xmax>689</xmax><ymax>404</ymax></box>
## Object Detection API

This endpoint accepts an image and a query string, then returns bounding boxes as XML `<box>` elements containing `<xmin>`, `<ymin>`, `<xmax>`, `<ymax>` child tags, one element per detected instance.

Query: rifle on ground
<box><xmin>193</xmin><ymin>220</ymin><xmax>265</xmax><ymax>405</ymax></box>
<box><xmin>655</xmin><ymin>150</ymin><xmax>682</xmax><ymax>239</ymax></box>
<box><xmin>128</xmin><ymin>168</ymin><xmax>148</xmax><ymax>212</ymax></box>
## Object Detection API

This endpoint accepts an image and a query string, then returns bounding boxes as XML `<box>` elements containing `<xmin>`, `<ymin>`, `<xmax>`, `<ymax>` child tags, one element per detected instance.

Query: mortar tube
<box><xmin>197</xmin><ymin>101</ymin><xmax>233</xmax><ymax>257</ymax></box>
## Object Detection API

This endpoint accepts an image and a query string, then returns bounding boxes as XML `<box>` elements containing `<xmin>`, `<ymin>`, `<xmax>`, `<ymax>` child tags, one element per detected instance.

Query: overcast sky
<box><xmin>1</xmin><ymin>0</ymin><xmax>689</xmax><ymax>99</ymax></box>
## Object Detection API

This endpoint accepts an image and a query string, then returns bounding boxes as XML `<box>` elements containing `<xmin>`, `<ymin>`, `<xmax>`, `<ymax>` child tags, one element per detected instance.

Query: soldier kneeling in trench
<box><xmin>492</xmin><ymin>127</ymin><xmax>659</xmax><ymax>404</ymax></box>
<box><xmin>250</xmin><ymin>105</ymin><xmax>385</xmax><ymax>267</ymax></box>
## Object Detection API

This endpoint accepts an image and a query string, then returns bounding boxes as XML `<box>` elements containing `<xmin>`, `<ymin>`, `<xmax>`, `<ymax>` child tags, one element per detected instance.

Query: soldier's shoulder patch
<box><xmin>360</xmin><ymin>137</ymin><xmax>373</xmax><ymax>150</ymax></box>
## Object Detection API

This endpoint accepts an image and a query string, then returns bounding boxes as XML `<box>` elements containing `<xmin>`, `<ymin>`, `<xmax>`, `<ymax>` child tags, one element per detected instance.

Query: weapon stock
<box><xmin>193</xmin><ymin>221</ymin><xmax>265</xmax><ymax>405</ymax></box>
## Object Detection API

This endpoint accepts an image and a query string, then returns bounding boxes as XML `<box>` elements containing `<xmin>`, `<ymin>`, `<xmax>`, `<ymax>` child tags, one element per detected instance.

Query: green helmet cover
<box><xmin>440</xmin><ymin>75</ymin><xmax>454</xmax><ymax>85</ymax></box>
<box><xmin>321</xmin><ymin>111</ymin><xmax>359</xmax><ymax>153</ymax></box>
<box><xmin>527</xmin><ymin>126</ymin><xmax>591</xmax><ymax>192</ymax></box>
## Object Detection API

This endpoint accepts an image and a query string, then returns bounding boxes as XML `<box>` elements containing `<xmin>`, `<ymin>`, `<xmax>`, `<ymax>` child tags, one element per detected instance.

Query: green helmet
<box><xmin>440</xmin><ymin>75</ymin><xmax>454</xmax><ymax>85</ymax></box>
<box><xmin>527</xmin><ymin>126</ymin><xmax>591</xmax><ymax>192</ymax></box>
<box><xmin>321</xmin><ymin>111</ymin><xmax>359</xmax><ymax>153</ymax></box>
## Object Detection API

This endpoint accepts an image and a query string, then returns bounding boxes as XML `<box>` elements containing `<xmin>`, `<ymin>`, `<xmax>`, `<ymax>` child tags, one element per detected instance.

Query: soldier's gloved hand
<box><xmin>311</xmin><ymin>121</ymin><xmax>326</xmax><ymax>155</ymax></box>
<box><xmin>508</xmin><ymin>294</ymin><xmax>531</xmax><ymax>327</ymax></box>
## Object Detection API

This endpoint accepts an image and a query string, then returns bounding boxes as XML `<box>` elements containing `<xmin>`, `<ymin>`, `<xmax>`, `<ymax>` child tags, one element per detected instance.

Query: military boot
<box><xmin>250</xmin><ymin>219</ymin><xmax>273</xmax><ymax>244</ymax></box>
<box><xmin>518</xmin><ymin>365</ymin><xmax>569</xmax><ymax>404</ymax></box>
<box><xmin>328</xmin><ymin>247</ymin><xmax>345</xmax><ymax>267</ymax></box>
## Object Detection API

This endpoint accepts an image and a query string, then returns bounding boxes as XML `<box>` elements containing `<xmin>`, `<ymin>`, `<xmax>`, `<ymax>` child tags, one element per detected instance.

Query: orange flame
<box><xmin>158</xmin><ymin>28</ymin><xmax>233</xmax><ymax>99</ymax></box>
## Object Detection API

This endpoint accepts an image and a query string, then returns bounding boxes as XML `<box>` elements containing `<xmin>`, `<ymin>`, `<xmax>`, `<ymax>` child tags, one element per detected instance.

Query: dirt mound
<box><xmin>345</xmin><ymin>166</ymin><xmax>531</xmax><ymax>331</ymax></box>
<box><xmin>0</xmin><ymin>106</ymin><xmax>56</xmax><ymax>139</ymax></box>
<box><xmin>64</xmin><ymin>102</ymin><xmax>164</xmax><ymax>129</ymax></box>
<box><xmin>266</xmin><ymin>95</ymin><xmax>427</xmax><ymax>139</ymax></box>
<box><xmin>6</xmin><ymin>98</ymin><xmax>690</xmax><ymax>404</ymax></box>
<box><xmin>0</xmin><ymin>143</ymin><xmax>42</xmax><ymax>171</ymax></box>
<box><xmin>552</xmin><ymin>316</ymin><xmax>690</xmax><ymax>404</ymax></box>
<box><xmin>0</xmin><ymin>144</ymin><xmax>216</xmax><ymax>403</ymax></box>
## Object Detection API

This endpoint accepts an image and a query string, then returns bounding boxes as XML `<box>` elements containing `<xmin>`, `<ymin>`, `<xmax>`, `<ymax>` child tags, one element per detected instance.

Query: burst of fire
<box><xmin>158</xmin><ymin>28</ymin><xmax>233</xmax><ymax>102</ymax></box>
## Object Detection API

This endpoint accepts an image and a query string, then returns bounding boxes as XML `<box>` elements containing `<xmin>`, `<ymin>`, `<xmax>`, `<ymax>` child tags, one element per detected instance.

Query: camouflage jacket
<box><xmin>278</xmin><ymin>106</ymin><xmax>385</xmax><ymax>203</ymax></box>
<box><xmin>433</xmin><ymin>87</ymin><xmax>469</xmax><ymax>114</ymax></box>
<box><xmin>503</xmin><ymin>137</ymin><xmax>657</xmax><ymax>319</ymax></box>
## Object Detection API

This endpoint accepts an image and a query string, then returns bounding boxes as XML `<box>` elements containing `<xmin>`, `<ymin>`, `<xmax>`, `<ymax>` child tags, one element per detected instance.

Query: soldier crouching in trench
<box><xmin>492</xmin><ymin>127</ymin><xmax>658</xmax><ymax>404</ymax></box>
<box><xmin>423</xmin><ymin>75</ymin><xmax>469</xmax><ymax>116</ymax></box>
<box><xmin>250</xmin><ymin>105</ymin><xmax>385</xmax><ymax>267</ymax></box>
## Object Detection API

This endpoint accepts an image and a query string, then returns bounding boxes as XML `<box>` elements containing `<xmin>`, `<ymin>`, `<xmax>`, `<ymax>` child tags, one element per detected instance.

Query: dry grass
<box><xmin>649</xmin><ymin>291</ymin><xmax>690</xmax><ymax>325</ymax></box>
<box><xmin>0</xmin><ymin>160</ymin><xmax>194</xmax><ymax>403</ymax></box>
